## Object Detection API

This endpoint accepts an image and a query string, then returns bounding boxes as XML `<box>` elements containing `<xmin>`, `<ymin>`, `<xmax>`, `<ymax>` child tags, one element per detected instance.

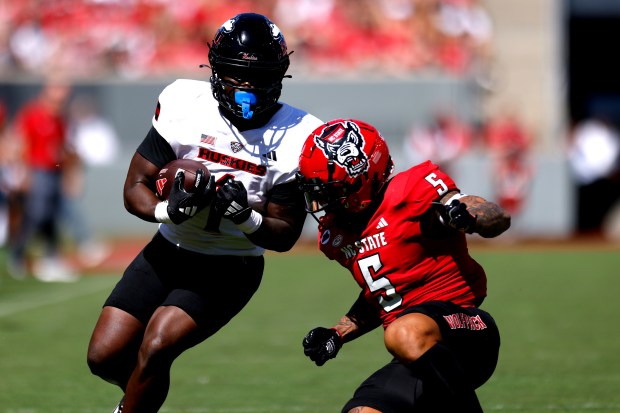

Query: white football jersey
<box><xmin>153</xmin><ymin>79</ymin><xmax>323</xmax><ymax>256</ymax></box>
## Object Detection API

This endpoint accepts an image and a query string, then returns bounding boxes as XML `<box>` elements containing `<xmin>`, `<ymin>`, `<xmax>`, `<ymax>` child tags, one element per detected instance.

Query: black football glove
<box><xmin>432</xmin><ymin>199</ymin><xmax>477</xmax><ymax>233</ymax></box>
<box><xmin>213</xmin><ymin>178</ymin><xmax>253</xmax><ymax>224</ymax></box>
<box><xmin>167</xmin><ymin>169</ymin><xmax>215</xmax><ymax>224</ymax></box>
<box><xmin>302</xmin><ymin>327</ymin><xmax>343</xmax><ymax>366</ymax></box>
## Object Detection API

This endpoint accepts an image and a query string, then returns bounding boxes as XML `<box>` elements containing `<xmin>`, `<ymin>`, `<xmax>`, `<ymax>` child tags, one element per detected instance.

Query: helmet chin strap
<box><xmin>234</xmin><ymin>91</ymin><xmax>257</xmax><ymax>119</ymax></box>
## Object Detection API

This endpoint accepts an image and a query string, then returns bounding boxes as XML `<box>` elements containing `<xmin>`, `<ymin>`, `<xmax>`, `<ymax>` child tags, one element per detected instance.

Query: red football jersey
<box><xmin>318</xmin><ymin>160</ymin><xmax>487</xmax><ymax>328</ymax></box>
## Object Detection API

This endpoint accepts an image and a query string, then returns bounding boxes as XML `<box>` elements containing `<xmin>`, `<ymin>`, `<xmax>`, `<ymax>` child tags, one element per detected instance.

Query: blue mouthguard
<box><xmin>235</xmin><ymin>91</ymin><xmax>257</xmax><ymax>119</ymax></box>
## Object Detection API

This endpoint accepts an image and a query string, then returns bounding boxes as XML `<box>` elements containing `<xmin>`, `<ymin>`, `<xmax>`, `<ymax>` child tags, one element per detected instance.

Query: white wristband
<box><xmin>154</xmin><ymin>201</ymin><xmax>173</xmax><ymax>224</ymax></box>
<box><xmin>445</xmin><ymin>193</ymin><xmax>467</xmax><ymax>205</ymax></box>
<box><xmin>237</xmin><ymin>210</ymin><xmax>263</xmax><ymax>234</ymax></box>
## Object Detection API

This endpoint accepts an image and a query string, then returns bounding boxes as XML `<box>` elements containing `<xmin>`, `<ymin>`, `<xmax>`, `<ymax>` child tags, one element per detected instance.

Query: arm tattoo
<box><xmin>335</xmin><ymin>316</ymin><xmax>360</xmax><ymax>340</ymax></box>
<box><xmin>464</xmin><ymin>195</ymin><xmax>511</xmax><ymax>238</ymax></box>
<box><xmin>336</xmin><ymin>293</ymin><xmax>382</xmax><ymax>342</ymax></box>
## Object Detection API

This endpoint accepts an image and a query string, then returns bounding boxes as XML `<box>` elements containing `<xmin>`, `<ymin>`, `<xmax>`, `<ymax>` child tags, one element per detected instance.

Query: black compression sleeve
<box><xmin>269</xmin><ymin>180</ymin><xmax>305</xmax><ymax>207</ymax></box>
<box><xmin>346</xmin><ymin>292</ymin><xmax>382</xmax><ymax>335</ymax></box>
<box><xmin>136</xmin><ymin>126</ymin><xmax>176</xmax><ymax>168</ymax></box>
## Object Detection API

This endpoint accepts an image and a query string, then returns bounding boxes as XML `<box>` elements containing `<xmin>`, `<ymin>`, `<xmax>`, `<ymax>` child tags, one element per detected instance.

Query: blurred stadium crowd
<box><xmin>0</xmin><ymin>0</ymin><xmax>493</xmax><ymax>79</ymax></box>
<box><xmin>1</xmin><ymin>0</ymin><xmax>619</xmax><ymax>283</ymax></box>
<box><xmin>0</xmin><ymin>0</ymin><xmax>521</xmax><ymax>282</ymax></box>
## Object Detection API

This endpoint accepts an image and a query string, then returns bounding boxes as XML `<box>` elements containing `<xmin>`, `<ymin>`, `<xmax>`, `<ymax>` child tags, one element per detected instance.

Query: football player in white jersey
<box><xmin>86</xmin><ymin>13</ymin><xmax>323</xmax><ymax>413</ymax></box>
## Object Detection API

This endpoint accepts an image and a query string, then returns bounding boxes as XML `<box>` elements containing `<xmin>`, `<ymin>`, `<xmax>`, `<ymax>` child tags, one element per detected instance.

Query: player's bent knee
<box><xmin>86</xmin><ymin>348</ymin><xmax>118</xmax><ymax>382</ymax></box>
<box><xmin>86</xmin><ymin>352</ymin><xmax>103</xmax><ymax>376</ymax></box>
<box><xmin>136</xmin><ymin>332</ymin><xmax>181</xmax><ymax>374</ymax></box>
<box><xmin>384</xmin><ymin>313</ymin><xmax>441</xmax><ymax>363</ymax></box>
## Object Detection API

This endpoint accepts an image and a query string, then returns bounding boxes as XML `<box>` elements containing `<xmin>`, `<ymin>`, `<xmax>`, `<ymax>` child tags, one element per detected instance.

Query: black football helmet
<box><xmin>207</xmin><ymin>13</ymin><xmax>291</xmax><ymax>120</ymax></box>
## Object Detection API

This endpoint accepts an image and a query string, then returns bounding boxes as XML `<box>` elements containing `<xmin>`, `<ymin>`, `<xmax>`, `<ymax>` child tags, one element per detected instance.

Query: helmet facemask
<box><xmin>209</xmin><ymin>64</ymin><xmax>286</xmax><ymax>120</ymax></box>
<box><xmin>297</xmin><ymin>173</ymin><xmax>358</xmax><ymax>214</ymax></box>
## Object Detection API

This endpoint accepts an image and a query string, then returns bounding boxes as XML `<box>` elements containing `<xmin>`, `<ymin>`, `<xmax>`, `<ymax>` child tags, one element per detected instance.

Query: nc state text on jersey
<box><xmin>198</xmin><ymin>148</ymin><xmax>267</xmax><ymax>176</ymax></box>
<box><xmin>341</xmin><ymin>231</ymin><xmax>388</xmax><ymax>259</ymax></box>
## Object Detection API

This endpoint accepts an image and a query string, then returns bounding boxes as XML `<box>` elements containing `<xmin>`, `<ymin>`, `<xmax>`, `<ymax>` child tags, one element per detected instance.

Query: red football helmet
<box><xmin>297</xmin><ymin>119</ymin><xmax>394</xmax><ymax>215</ymax></box>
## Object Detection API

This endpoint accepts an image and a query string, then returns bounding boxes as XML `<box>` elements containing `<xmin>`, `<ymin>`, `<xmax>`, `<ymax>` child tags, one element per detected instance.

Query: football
<box><xmin>156</xmin><ymin>159</ymin><xmax>210</xmax><ymax>200</ymax></box>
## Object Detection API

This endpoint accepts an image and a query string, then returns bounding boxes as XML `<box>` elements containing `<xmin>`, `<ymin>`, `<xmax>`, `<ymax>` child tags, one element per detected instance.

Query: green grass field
<box><xmin>1</xmin><ymin>246</ymin><xmax>619</xmax><ymax>412</ymax></box>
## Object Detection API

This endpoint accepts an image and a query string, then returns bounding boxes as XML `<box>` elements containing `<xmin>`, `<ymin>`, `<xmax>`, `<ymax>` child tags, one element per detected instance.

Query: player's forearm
<box><xmin>245</xmin><ymin>216</ymin><xmax>304</xmax><ymax>252</ymax></box>
<box><xmin>461</xmin><ymin>195</ymin><xmax>511</xmax><ymax>238</ymax></box>
<box><xmin>332</xmin><ymin>315</ymin><xmax>364</xmax><ymax>343</ymax></box>
<box><xmin>333</xmin><ymin>313</ymin><xmax>382</xmax><ymax>343</ymax></box>
<box><xmin>124</xmin><ymin>181</ymin><xmax>159</xmax><ymax>223</ymax></box>
<box><xmin>123</xmin><ymin>151</ymin><xmax>162</xmax><ymax>223</ymax></box>
<box><xmin>244</xmin><ymin>202</ymin><xmax>306</xmax><ymax>251</ymax></box>
<box><xmin>336</xmin><ymin>294</ymin><xmax>382</xmax><ymax>343</ymax></box>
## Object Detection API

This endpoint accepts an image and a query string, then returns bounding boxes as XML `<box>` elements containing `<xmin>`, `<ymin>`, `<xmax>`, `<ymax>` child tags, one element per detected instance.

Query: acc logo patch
<box><xmin>332</xmin><ymin>234</ymin><xmax>343</xmax><ymax>247</ymax></box>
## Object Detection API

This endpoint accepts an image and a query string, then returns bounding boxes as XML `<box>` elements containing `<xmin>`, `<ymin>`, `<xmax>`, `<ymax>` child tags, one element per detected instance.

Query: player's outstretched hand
<box><xmin>213</xmin><ymin>178</ymin><xmax>252</xmax><ymax>224</ymax></box>
<box><xmin>302</xmin><ymin>327</ymin><xmax>343</xmax><ymax>366</ymax></box>
<box><xmin>433</xmin><ymin>199</ymin><xmax>477</xmax><ymax>233</ymax></box>
<box><xmin>167</xmin><ymin>169</ymin><xmax>215</xmax><ymax>224</ymax></box>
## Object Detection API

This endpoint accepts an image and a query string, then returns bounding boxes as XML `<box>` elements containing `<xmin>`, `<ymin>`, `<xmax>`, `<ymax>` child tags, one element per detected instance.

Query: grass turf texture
<box><xmin>0</xmin><ymin>247</ymin><xmax>619</xmax><ymax>412</ymax></box>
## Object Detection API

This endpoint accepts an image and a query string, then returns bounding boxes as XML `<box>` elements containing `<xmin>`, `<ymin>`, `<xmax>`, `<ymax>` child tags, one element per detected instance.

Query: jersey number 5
<box><xmin>425</xmin><ymin>173</ymin><xmax>448</xmax><ymax>196</ymax></box>
<box><xmin>358</xmin><ymin>254</ymin><xmax>402</xmax><ymax>312</ymax></box>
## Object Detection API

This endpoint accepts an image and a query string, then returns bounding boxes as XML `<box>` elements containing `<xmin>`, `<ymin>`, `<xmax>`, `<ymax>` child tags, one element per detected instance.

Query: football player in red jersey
<box><xmin>297</xmin><ymin>119</ymin><xmax>511</xmax><ymax>413</ymax></box>
<box><xmin>86</xmin><ymin>13</ymin><xmax>322</xmax><ymax>413</ymax></box>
